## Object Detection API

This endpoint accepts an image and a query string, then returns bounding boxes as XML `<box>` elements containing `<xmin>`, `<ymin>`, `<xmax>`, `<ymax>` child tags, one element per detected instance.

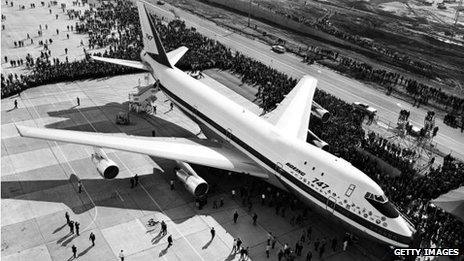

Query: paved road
<box><xmin>143</xmin><ymin>0</ymin><xmax>464</xmax><ymax>160</ymax></box>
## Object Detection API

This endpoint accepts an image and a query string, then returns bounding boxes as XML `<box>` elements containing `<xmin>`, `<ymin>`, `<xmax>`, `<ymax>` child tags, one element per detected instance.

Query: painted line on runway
<box><xmin>55</xmin><ymin>81</ymin><xmax>206</xmax><ymax>261</ymax></box>
<box><xmin>18</xmin><ymin>88</ymin><xmax>99</xmax><ymax>234</ymax></box>
<box><xmin>115</xmin><ymin>190</ymin><xmax>124</xmax><ymax>202</ymax></box>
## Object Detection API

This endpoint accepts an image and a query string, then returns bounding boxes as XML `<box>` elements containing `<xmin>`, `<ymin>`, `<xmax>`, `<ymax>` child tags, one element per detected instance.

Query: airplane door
<box><xmin>226</xmin><ymin>128</ymin><xmax>232</xmax><ymax>142</ymax></box>
<box><xmin>326</xmin><ymin>196</ymin><xmax>336</xmax><ymax>214</ymax></box>
<box><xmin>275</xmin><ymin>162</ymin><xmax>284</xmax><ymax>175</ymax></box>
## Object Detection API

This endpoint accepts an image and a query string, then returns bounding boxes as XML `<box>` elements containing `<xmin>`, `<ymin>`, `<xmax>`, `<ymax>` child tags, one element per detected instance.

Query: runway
<box><xmin>144</xmin><ymin>0</ymin><xmax>464</xmax><ymax>160</ymax></box>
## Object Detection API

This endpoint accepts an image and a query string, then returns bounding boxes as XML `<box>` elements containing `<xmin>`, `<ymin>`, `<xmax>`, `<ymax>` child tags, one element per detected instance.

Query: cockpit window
<box><xmin>365</xmin><ymin>192</ymin><xmax>399</xmax><ymax>218</ymax></box>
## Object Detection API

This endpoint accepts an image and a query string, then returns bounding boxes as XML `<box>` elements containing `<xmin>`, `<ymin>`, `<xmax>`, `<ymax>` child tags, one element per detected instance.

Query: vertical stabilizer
<box><xmin>137</xmin><ymin>2</ymin><xmax>172</xmax><ymax>68</ymax></box>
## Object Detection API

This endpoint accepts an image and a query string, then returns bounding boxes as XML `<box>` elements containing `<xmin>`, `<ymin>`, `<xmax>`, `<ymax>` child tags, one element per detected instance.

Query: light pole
<box><xmin>248</xmin><ymin>0</ymin><xmax>252</xmax><ymax>27</ymax></box>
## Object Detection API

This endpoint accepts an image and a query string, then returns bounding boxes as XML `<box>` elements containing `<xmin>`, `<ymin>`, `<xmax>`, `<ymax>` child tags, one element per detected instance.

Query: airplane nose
<box><xmin>398</xmin><ymin>215</ymin><xmax>416</xmax><ymax>246</ymax></box>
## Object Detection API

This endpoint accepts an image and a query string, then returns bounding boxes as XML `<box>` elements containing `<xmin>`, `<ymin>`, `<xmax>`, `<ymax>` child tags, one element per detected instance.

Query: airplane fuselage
<box><xmin>142</xmin><ymin>50</ymin><xmax>414</xmax><ymax>247</ymax></box>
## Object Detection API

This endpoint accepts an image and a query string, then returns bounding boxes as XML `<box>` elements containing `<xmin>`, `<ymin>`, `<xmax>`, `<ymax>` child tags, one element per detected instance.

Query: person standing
<box><xmin>76</xmin><ymin>97</ymin><xmax>80</xmax><ymax>106</ymax></box>
<box><xmin>236</xmin><ymin>237</ymin><xmax>242</xmax><ymax>252</ymax></box>
<box><xmin>277</xmin><ymin>249</ymin><xmax>283</xmax><ymax>261</ymax></box>
<box><xmin>14</xmin><ymin>99</ymin><xmax>18</xmax><ymax>109</ymax></box>
<box><xmin>295</xmin><ymin>241</ymin><xmax>300</xmax><ymax>256</ymax></box>
<box><xmin>118</xmin><ymin>250</ymin><xmax>124</xmax><ymax>261</ymax></box>
<box><xmin>77</xmin><ymin>180</ymin><xmax>82</xmax><ymax>193</ymax></box>
<box><xmin>134</xmin><ymin>174</ymin><xmax>139</xmax><ymax>187</ymax></box>
<box><xmin>89</xmin><ymin>232</ymin><xmax>95</xmax><ymax>246</ymax></box>
<box><xmin>306</xmin><ymin>226</ymin><xmax>312</xmax><ymax>241</ymax></box>
<box><xmin>71</xmin><ymin>245</ymin><xmax>77</xmax><ymax>258</ymax></box>
<box><xmin>167</xmin><ymin>235</ymin><xmax>173</xmax><ymax>247</ymax></box>
<box><xmin>239</xmin><ymin>246</ymin><xmax>246</xmax><ymax>260</ymax></box>
<box><xmin>319</xmin><ymin>243</ymin><xmax>325</xmax><ymax>258</ymax></box>
<box><xmin>75</xmin><ymin>222</ymin><xmax>80</xmax><ymax>236</ymax></box>
<box><xmin>232</xmin><ymin>238</ymin><xmax>237</xmax><ymax>252</ymax></box>
<box><xmin>68</xmin><ymin>220</ymin><xmax>74</xmax><ymax>234</ymax></box>
<box><xmin>314</xmin><ymin>238</ymin><xmax>320</xmax><ymax>251</ymax></box>
<box><xmin>170</xmin><ymin>179</ymin><xmax>174</xmax><ymax>190</ymax></box>
<box><xmin>306</xmin><ymin>250</ymin><xmax>312</xmax><ymax>261</ymax></box>
<box><xmin>233</xmin><ymin>210</ymin><xmax>239</xmax><ymax>223</ymax></box>
<box><xmin>271</xmin><ymin>234</ymin><xmax>276</xmax><ymax>249</ymax></box>
<box><xmin>161</xmin><ymin>220</ymin><xmax>167</xmax><ymax>235</ymax></box>
<box><xmin>252</xmin><ymin>213</ymin><xmax>257</xmax><ymax>225</ymax></box>
<box><xmin>342</xmin><ymin>239</ymin><xmax>348</xmax><ymax>251</ymax></box>
<box><xmin>265</xmin><ymin>243</ymin><xmax>270</xmax><ymax>258</ymax></box>
<box><xmin>210</xmin><ymin>227</ymin><xmax>215</xmax><ymax>240</ymax></box>
<box><xmin>331</xmin><ymin>238</ymin><xmax>337</xmax><ymax>252</ymax></box>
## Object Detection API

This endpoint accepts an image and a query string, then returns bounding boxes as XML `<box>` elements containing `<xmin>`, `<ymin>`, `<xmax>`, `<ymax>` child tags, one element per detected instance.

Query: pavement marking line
<box><xmin>145</xmin><ymin>1</ymin><xmax>464</xmax><ymax>153</ymax></box>
<box><xmin>18</xmin><ymin>87</ymin><xmax>99</xmax><ymax>233</ymax></box>
<box><xmin>115</xmin><ymin>190</ymin><xmax>125</xmax><ymax>202</ymax></box>
<box><xmin>53</xmin><ymin>81</ymin><xmax>206</xmax><ymax>261</ymax></box>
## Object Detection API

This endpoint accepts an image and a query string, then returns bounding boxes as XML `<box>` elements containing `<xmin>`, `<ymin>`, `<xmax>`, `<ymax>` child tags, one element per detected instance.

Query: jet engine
<box><xmin>174</xmin><ymin>161</ymin><xmax>209</xmax><ymax>198</ymax></box>
<box><xmin>311</xmin><ymin>102</ymin><xmax>331</xmax><ymax>123</ymax></box>
<box><xmin>91</xmin><ymin>147</ymin><xmax>119</xmax><ymax>179</ymax></box>
<box><xmin>307</xmin><ymin>130</ymin><xmax>329</xmax><ymax>151</ymax></box>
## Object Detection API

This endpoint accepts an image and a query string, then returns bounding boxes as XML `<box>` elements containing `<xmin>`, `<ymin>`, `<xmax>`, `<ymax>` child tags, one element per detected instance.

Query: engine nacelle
<box><xmin>91</xmin><ymin>148</ymin><xmax>119</xmax><ymax>179</ymax></box>
<box><xmin>311</xmin><ymin>102</ymin><xmax>331</xmax><ymax>123</ymax></box>
<box><xmin>174</xmin><ymin>161</ymin><xmax>209</xmax><ymax>198</ymax></box>
<box><xmin>307</xmin><ymin>130</ymin><xmax>329</xmax><ymax>151</ymax></box>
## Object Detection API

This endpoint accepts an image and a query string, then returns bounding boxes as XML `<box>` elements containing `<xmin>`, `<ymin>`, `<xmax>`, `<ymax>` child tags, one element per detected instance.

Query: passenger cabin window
<box><xmin>364</xmin><ymin>192</ymin><xmax>399</xmax><ymax>218</ymax></box>
<box><xmin>345</xmin><ymin>184</ymin><xmax>356</xmax><ymax>197</ymax></box>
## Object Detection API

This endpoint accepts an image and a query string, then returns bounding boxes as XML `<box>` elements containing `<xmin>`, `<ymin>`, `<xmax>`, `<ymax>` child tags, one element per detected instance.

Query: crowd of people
<box><xmin>361</xmin><ymin>132</ymin><xmax>417</xmax><ymax>171</ymax></box>
<box><xmin>2</xmin><ymin>0</ymin><xmax>463</xmax><ymax>255</ymax></box>
<box><xmin>298</xmin><ymin>45</ymin><xmax>464</xmax><ymax>116</ymax></box>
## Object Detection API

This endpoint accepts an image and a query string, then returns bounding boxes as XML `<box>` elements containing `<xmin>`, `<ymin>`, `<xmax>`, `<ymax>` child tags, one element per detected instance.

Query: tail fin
<box><xmin>137</xmin><ymin>2</ymin><xmax>172</xmax><ymax>68</ymax></box>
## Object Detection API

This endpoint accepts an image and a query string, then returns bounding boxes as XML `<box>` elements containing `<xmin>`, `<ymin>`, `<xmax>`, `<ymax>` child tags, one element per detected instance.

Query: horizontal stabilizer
<box><xmin>167</xmin><ymin>46</ymin><xmax>188</xmax><ymax>66</ymax></box>
<box><xmin>91</xmin><ymin>56</ymin><xmax>149</xmax><ymax>71</ymax></box>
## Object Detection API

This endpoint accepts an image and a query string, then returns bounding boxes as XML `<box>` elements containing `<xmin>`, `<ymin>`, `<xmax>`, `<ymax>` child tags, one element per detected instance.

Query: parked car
<box><xmin>271</xmin><ymin>45</ymin><xmax>285</xmax><ymax>53</ymax></box>
<box><xmin>352</xmin><ymin>102</ymin><xmax>377</xmax><ymax>116</ymax></box>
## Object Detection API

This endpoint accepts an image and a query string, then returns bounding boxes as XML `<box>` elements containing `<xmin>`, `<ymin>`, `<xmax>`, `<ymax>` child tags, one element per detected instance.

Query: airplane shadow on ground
<box><xmin>1</xmin><ymin>101</ymin><xmax>240</xmax><ymax>223</ymax></box>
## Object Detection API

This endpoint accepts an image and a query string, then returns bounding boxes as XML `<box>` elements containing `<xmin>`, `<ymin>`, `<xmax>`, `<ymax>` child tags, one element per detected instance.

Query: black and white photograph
<box><xmin>1</xmin><ymin>0</ymin><xmax>463</xmax><ymax>260</ymax></box>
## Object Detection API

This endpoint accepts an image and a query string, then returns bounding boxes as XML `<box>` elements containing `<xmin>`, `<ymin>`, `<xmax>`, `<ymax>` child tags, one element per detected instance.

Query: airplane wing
<box><xmin>167</xmin><ymin>46</ymin><xmax>188</xmax><ymax>66</ymax></box>
<box><xmin>16</xmin><ymin>125</ymin><xmax>268</xmax><ymax>178</ymax></box>
<box><xmin>91</xmin><ymin>56</ymin><xmax>150</xmax><ymax>71</ymax></box>
<box><xmin>264</xmin><ymin>76</ymin><xmax>318</xmax><ymax>141</ymax></box>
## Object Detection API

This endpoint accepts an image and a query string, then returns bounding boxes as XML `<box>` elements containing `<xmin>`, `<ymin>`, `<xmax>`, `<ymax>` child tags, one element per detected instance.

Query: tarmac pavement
<box><xmin>1</xmin><ymin>72</ymin><xmax>386</xmax><ymax>260</ymax></box>
<box><xmin>1</xmin><ymin>0</ymin><xmax>91</xmax><ymax>76</ymax></box>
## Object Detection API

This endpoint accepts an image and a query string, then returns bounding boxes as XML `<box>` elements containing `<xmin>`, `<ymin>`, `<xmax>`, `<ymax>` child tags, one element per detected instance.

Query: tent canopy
<box><xmin>431</xmin><ymin>186</ymin><xmax>464</xmax><ymax>222</ymax></box>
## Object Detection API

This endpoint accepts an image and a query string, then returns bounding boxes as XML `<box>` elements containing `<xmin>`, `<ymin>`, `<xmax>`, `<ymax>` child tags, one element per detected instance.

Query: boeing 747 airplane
<box><xmin>16</xmin><ymin>2</ymin><xmax>415</xmax><ymax>247</ymax></box>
